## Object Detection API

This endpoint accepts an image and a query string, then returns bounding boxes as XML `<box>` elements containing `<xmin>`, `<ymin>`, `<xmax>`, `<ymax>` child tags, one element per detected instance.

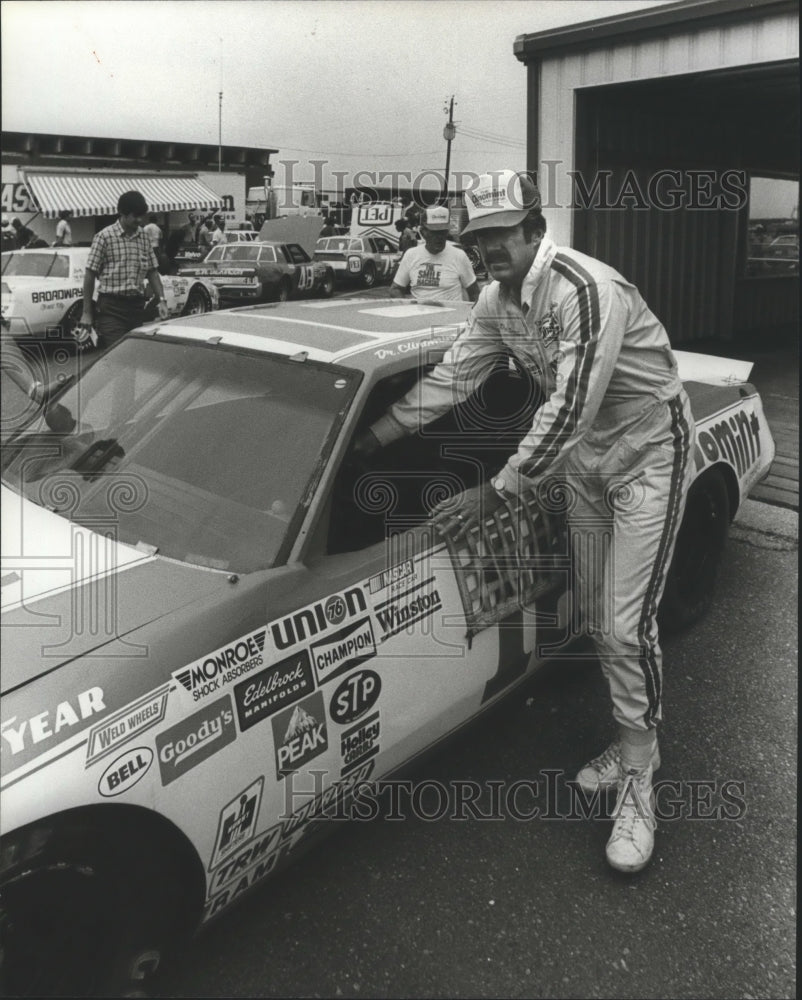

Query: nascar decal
<box><xmin>2</xmin><ymin>686</ymin><xmax>107</xmax><ymax>762</ymax></box>
<box><xmin>694</xmin><ymin>402</ymin><xmax>763</xmax><ymax>478</ymax></box>
<box><xmin>270</xmin><ymin>586</ymin><xmax>367</xmax><ymax>651</ymax></box>
<box><xmin>234</xmin><ymin>650</ymin><xmax>315</xmax><ymax>732</ymax></box>
<box><xmin>204</xmin><ymin>759</ymin><xmax>376</xmax><ymax>919</ymax></box>
<box><xmin>366</xmin><ymin>559</ymin><xmax>415</xmax><ymax>596</ymax></box>
<box><xmin>208</xmin><ymin>777</ymin><xmax>264</xmax><ymax>871</ymax></box>
<box><xmin>85</xmin><ymin>684</ymin><xmax>170</xmax><ymax>766</ymax></box>
<box><xmin>329</xmin><ymin>669</ymin><xmax>381</xmax><ymax>726</ymax></box>
<box><xmin>98</xmin><ymin>747</ymin><xmax>153</xmax><ymax>798</ymax></box>
<box><xmin>271</xmin><ymin>691</ymin><xmax>328</xmax><ymax>779</ymax></box>
<box><xmin>172</xmin><ymin>629</ymin><xmax>266</xmax><ymax>704</ymax></box>
<box><xmin>340</xmin><ymin>711</ymin><xmax>380</xmax><ymax>776</ymax></box>
<box><xmin>156</xmin><ymin>696</ymin><xmax>236</xmax><ymax>787</ymax></box>
<box><xmin>310</xmin><ymin>616</ymin><xmax>376</xmax><ymax>686</ymax></box>
<box><xmin>373</xmin><ymin>578</ymin><xmax>443</xmax><ymax>640</ymax></box>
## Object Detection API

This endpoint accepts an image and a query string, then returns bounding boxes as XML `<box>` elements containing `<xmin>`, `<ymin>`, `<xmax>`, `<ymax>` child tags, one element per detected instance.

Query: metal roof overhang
<box><xmin>18</xmin><ymin>168</ymin><xmax>222</xmax><ymax>219</ymax></box>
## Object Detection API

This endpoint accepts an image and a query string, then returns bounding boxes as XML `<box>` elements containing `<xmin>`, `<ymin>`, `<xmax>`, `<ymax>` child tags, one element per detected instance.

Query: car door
<box><xmin>369</xmin><ymin>236</ymin><xmax>397</xmax><ymax>278</ymax></box>
<box><xmin>282</xmin><ymin>243</ymin><xmax>316</xmax><ymax>294</ymax></box>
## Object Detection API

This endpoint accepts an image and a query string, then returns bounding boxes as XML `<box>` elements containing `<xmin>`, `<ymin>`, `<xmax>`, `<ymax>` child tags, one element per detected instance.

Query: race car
<box><xmin>178</xmin><ymin>240</ymin><xmax>335</xmax><ymax>302</ymax></box>
<box><xmin>1</xmin><ymin>246</ymin><xmax>219</xmax><ymax>342</ymax></box>
<box><xmin>0</xmin><ymin>298</ymin><xmax>775</xmax><ymax>996</ymax></box>
<box><xmin>313</xmin><ymin>234</ymin><xmax>402</xmax><ymax>287</ymax></box>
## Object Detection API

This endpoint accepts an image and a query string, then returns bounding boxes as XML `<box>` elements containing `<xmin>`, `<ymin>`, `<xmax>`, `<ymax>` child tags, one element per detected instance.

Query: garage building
<box><xmin>514</xmin><ymin>0</ymin><xmax>799</xmax><ymax>346</ymax></box>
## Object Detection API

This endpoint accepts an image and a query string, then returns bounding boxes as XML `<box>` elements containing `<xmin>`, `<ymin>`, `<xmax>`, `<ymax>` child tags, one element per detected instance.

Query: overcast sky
<box><xmin>2</xmin><ymin>0</ymin><xmax>670</xmax><ymax>192</ymax></box>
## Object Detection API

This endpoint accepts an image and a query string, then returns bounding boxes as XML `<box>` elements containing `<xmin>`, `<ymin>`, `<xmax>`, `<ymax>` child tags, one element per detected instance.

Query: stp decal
<box><xmin>329</xmin><ymin>669</ymin><xmax>381</xmax><ymax>726</ymax></box>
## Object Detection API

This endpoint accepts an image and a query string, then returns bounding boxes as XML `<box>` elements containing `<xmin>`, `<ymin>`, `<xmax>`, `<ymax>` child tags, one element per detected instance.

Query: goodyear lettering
<box><xmin>2</xmin><ymin>687</ymin><xmax>106</xmax><ymax>756</ymax></box>
<box><xmin>695</xmin><ymin>408</ymin><xmax>761</xmax><ymax>477</ymax></box>
<box><xmin>271</xmin><ymin>587</ymin><xmax>367</xmax><ymax>650</ymax></box>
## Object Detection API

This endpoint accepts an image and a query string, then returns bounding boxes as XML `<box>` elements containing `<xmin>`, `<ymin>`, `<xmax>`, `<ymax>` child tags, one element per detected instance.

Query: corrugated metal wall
<box><xmin>573</xmin><ymin>96</ymin><xmax>743</xmax><ymax>343</ymax></box>
<box><xmin>534</xmin><ymin>8</ymin><xmax>799</xmax><ymax>246</ymax></box>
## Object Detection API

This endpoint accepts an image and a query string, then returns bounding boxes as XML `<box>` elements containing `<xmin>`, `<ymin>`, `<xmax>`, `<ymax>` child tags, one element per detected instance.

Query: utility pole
<box><xmin>442</xmin><ymin>95</ymin><xmax>455</xmax><ymax>203</ymax></box>
<box><xmin>218</xmin><ymin>38</ymin><xmax>223</xmax><ymax>172</ymax></box>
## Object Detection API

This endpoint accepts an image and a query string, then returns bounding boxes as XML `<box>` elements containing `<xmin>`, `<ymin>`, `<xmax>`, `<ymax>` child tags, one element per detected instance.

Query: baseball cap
<box><xmin>461</xmin><ymin>170</ymin><xmax>542</xmax><ymax>235</ymax></box>
<box><xmin>421</xmin><ymin>205</ymin><xmax>451</xmax><ymax>231</ymax></box>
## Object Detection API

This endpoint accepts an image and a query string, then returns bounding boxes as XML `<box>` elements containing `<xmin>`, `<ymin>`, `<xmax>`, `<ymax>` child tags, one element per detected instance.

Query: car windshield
<box><xmin>317</xmin><ymin>238</ymin><xmax>361</xmax><ymax>252</ymax></box>
<box><xmin>2</xmin><ymin>252</ymin><xmax>71</xmax><ymax>278</ymax></box>
<box><xmin>2</xmin><ymin>337</ymin><xmax>358</xmax><ymax>573</ymax></box>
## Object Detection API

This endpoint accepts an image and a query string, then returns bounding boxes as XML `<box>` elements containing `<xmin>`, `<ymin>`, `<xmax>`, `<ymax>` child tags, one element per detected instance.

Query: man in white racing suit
<box><xmin>355</xmin><ymin>170</ymin><xmax>695</xmax><ymax>873</ymax></box>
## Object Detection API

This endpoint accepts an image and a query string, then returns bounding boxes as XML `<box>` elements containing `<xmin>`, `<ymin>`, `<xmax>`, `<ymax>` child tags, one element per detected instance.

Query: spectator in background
<box><xmin>197</xmin><ymin>216</ymin><xmax>213</xmax><ymax>248</ymax></box>
<box><xmin>319</xmin><ymin>216</ymin><xmax>337</xmax><ymax>237</ymax></box>
<box><xmin>54</xmin><ymin>210</ymin><xmax>73</xmax><ymax>246</ymax></box>
<box><xmin>79</xmin><ymin>190</ymin><xmax>169</xmax><ymax>351</ymax></box>
<box><xmin>395</xmin><ymin>217</ymin><xmax>418</xmax><ymax>254</ymax></box>
<box><xmin>143</xmin><ymin>214</ymin><xmax>163</xmax><ymax>256</ymax></box>
<box><xmin>11</xmin><ymin>218</ymin><xmax>36</xmax><ymax>249</ymax></box>
<box><xmin>209</xmin><ymin>216</ymin><xmax>226</xmax><ymax>246</ymax></box>
<box><xmin>390</xmin><ymin>205</ymin><xmax>478</xmax><ymax>302</ymax></box>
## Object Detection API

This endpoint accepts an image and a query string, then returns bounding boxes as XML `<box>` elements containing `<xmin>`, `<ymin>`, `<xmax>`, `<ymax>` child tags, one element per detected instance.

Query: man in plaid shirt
<box><xmin>80</xmin><ymin>190</ymin><xmax>169</xmax><ymax>350</ymax></box>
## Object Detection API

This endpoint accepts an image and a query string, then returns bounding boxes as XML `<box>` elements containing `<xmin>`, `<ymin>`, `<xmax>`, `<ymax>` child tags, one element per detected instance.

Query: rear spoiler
<box><xmin>673</xmin><ymin>351</ymin><xmax>754</xmax><ymax>386</ymax></box>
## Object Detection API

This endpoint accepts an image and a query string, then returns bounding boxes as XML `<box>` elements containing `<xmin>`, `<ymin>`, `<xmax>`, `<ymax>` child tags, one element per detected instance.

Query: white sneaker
<box><xmin>605</xmin><ymin>766</ymin><xmax>657</xmax><ymax>873</ymax></box>
<box><xmin>575</xmin><ymin>738</ymin><xmax>661</xmax><ymax>793</ymax></box>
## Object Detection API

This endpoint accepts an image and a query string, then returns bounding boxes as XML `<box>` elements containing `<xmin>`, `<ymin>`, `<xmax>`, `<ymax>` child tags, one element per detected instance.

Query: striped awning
<box><xmin>19</xmin><ymin>169</ymin><xmax>222</xmax><ymax>219</ymax></box>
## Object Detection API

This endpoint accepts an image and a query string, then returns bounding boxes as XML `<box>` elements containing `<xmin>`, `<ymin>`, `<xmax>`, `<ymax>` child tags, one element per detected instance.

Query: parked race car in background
<box><xmin>178</xmin><ymin>240</ymin><xmax>335</xmax><ymax>303</ymax></box>
<box><xmin>1</xmin><ymin>247</ymin><xmax>219</xmax><ymax>342</ymax></box>
<box><xmin>0</xmin><ymin>298</ymin><xmax>775</xmax><ymax>996</ymax></box>
<box><xmin>313</xmin><ymin>234</ymin><xmax>402</xmax><ymax>287</ymax></box>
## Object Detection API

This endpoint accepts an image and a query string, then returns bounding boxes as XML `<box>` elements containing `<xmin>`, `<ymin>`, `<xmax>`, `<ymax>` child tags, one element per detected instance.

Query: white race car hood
<box><xmin>1</xmin><ymin>484</ymin><xmax>155</xmax><ymax>613</ymax></box>
<box><xmin>1</xmin><ymin>485</ymin><xmax>230</xmax><ymax>692</ymax></box>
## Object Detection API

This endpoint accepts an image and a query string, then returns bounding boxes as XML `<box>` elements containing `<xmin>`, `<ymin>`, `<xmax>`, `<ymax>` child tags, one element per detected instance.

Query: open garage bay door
<box><xmin>573</xmin><ymin>60</ymin><xmax>799</xmax><ymax>345</ymax></box>
<box><xmin>19</xmin><ymin>168</ymin><xmax>222</xmax><ymax>219</ymax></box>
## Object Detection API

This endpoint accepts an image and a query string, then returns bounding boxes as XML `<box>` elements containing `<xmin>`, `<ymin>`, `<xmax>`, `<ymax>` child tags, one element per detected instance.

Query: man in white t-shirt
<box><xmin>390</xmin><ymin>205</ymin><xmax>479</xmax><ymax>302</ymax></box>
<box><xmin>54</xmin><ymin>210</ymin><xmax>73</xmax><ymax>246</ymax></box>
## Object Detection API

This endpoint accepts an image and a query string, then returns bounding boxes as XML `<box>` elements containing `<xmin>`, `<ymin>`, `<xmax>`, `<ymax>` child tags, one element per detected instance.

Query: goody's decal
<box><xmin>271</xmin><ymin>691</ymin><xmax>328</xmax><ymax>779</ymax></box>
<box><xmin>329</xmin><ymin>669</ymin><xmax>381</xmax><ymax>726</ymax></box>
<box><xmin>2</xmin><ymin>687</ymin><xmax>107</xmax><ymax>765</ymax></box>
<box><xmin>340</xmin><ymin>712</ymin><xmax>380</xmax><ymax>776</ymax></box>
<box><xmin>234</xmin><ymin>650</ymin><xmax>315</xmax><ymax>732</ymax></box>
<box><xmin>98</xmin><ymin>747</ymin><xmax>153</xmax><ymax>798</ymax></box>
<box><xmin>172</xmin><ymin>629</ymin><xmax>266</xmax><ymax>704</ymax></box>
<box><xmin>86</xmin><ymin>685</ymin><xmax>170</xmax><ymax>766</ymax></box>
<box><xmin>270</xmin><ymin>586</ymin><xmax>367</xmax><ymax>651</ymax></box>
<box><xmin>374</xmin><ymin>578</ymin><xmax>443</xmax><ymax>640</ymax></box>
<box><xmin>310</xmin><ymin>617</ymin><xmax>376</xmax><ymax>686</ymax></box>
<box><xmin>208</xmin><ymin>777</ymin><xmax>264</xmax><ymax>871</ymax></box>
<box><xmin>156</xmin><ymin>696</ymin><xmax>236</xmax><ymax>787</ymax></box>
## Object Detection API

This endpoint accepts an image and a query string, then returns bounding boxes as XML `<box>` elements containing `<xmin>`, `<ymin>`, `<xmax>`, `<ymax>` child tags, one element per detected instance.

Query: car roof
<box><xmin>149</xmin><ymin>298</ymin><xmax>472</xmax><ymax>372</ymax></box>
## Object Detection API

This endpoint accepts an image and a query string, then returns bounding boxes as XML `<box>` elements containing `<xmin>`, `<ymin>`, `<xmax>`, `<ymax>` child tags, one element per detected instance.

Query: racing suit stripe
<box><xmin>516</xmin><ymin>254</ymin><xmax>600</xmax><ymax>481</ymax></box>
<box><xmin>638</xmin><ymin>395</ymin><xmax>692</xmax><ymax>725</ymax></box>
